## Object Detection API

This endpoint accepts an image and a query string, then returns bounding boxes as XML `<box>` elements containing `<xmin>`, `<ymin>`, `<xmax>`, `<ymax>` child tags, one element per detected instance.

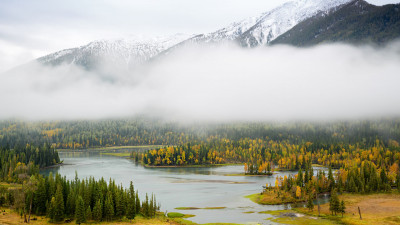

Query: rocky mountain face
<box><xmin>182</xmin><ymin>0</ymin><xmax>352</xmax><ymax>47</ymax></box>
<box><xmin>31</xmin><ymin>0</ymin><xmax>400</xmax><ymax>73</ymax></box>
<box><xmin>270</xmin><ymin>0</ymin><xmax>400</xmax><ymax>46</ymax></box>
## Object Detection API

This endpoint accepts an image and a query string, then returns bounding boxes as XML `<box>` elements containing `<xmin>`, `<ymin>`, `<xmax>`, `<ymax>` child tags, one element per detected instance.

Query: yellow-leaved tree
<box><xmin>296</xmin><ymin>186</ymin><xmax>301</xmax><ymax>199</ymax></box>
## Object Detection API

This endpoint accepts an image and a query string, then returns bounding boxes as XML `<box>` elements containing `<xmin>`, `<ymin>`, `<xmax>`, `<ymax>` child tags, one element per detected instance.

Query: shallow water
<box><xmin>42</xmin><ymin>151</ymin><xmax>327</xmax><ymax>224</ymax></box>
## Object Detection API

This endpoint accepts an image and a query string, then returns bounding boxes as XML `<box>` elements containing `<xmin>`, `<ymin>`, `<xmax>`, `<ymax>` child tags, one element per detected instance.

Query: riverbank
<box><xmin>224</xmin><ymin>173</ymin><xmax>273</xmax><ymax>177</ymax></box>
<box><xmin>261</xmin><ymin>209</ymin><xmax>341</xmax><ymax>225</ymax></box>
<box><xmin>143</xmin><ymin>163</ymin><xmax>243</xmax><ymax>168</ymax></box>
<box><xmin>294</xmin><ymin>192</ymin><xmax>400</xmax><ymax>225</ymax></box>
<box><xmin>0</xmin><ymin>207</ymin><xmax>242</xmax><ymax>225</ymax></box>
<box><xmin>100</xmin><ymin>152</ymin><xmax>132</xmax><ymax>157</ymax></box>
<box><xmin>57</xmin><ymin>145</ymin><xmax>164</xmax><ymax>152</ymax></box>
<box><xmin>0</xmin><ymin>208</ymin><xmax>179</xmax><ymax>225</ymax></box>
<box><xmin>39</xmin><ymin>162</ymin><xmax>68</xmax><ymax>170</ymax></box>
<box><xmin>246</xmin><ymin>190</ymin><xmax>306</xmax><ymax>205</ymax></box>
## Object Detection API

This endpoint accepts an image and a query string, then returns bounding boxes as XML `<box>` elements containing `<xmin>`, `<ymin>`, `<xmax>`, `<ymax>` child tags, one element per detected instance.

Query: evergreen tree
<box><xmin>297</xmin><ymin>169</ymin><xmax>303</xmax><ymax>187</ymax></box>
<box><xmin>307</xmin><ymin>194</ymin><xmax>314</xmax><ymax>211</ymax></box>
<box><xmin>328</xmin><ymin>167</ymin><xmax>335</xmax><ymax>190</ymax></box>
<box><xmin>153</xmin><ymin>194</ymin><xmax>157</xmax><ymax>216</ymax></box>
<box><xmin>339</xmin><ymin>200</ymin><xmax>346</xmax><ymax>217</ymax></box>
<box><xmin>329</xmin><ymin>189</ymin><xmax>340</xmax><ymax>215</ymax></box>
<box><xmin>34</xmin><ymin>178</ymin><xmax>47</xmax><ymax>215</ymax></box>
<box><xmin>126</xmin><ymin>182</ymin><xmax>136</xmax><ymax>220</ymax></box>
<box><xmin>48</xmin><ymin>197</ymin><xmax>56</xmax><ymax>221</ymax></box>
<box><xmin>149</xmin><ymin>194</ymin><xmax>154</xmax><ymax>217</ymax></box>
<box><xmin>115</xmin><ymin>191</ymin><xmax>124</xmax><ymax>219</ymax></box>
<box><xmin>104</xmin><ymin>191</ymin><xmax>114</xmax><ymax>221</ymax></box>
<box><xmin>53</xmin><ymin>184</ymin><xmax>64</xmax><ymax>222</ymax></box>
<box><xmin>92</xmin><ymin>199</ymin><xmax>102</xmax><ymax>222</ymax></box>
<box><xmin>66</xmin><ymin>190</ymin><xmax>76</xmax><ymax>217</ymax></box>
<box><xmin>143</xmin><ymin>193</ymin><xmax>149</xmax><ymax>217</ymax></box>
<box><xmin>75</xmin><ymin>196</ymin><xmax>86</xmax><ymax>225</ymax></box>
<box><xmin>86</xmin><ymin>205</ymin><xmax>92</xmax><ymax>221</ymax></box>
<box><xmin>135</xmin><ymin>191</ymin><xmax>140</xmax><ymax>214</ymax></box>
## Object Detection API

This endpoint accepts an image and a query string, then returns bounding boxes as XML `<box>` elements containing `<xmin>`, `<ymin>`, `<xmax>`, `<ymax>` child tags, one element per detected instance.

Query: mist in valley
<box><xmin>1</xmin><ymin>41</ymin><xmax>400</xmax><ymax>122</ymax></box>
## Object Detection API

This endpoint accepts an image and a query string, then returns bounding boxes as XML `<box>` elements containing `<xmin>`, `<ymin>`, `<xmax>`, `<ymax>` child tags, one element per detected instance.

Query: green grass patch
<box><xmin>167</xmin><ymin>212</ymin><xmax>195</xmax><ymax>218</ymax></box>
<box><xmin>245</xmin><ymin>193</ymin><xmax>259</xmax><ymax>202</ymax></box>
<box><xmin>100</xmin><ymin>152</ymin><xmax>131</xmax><ymax>157</ymax></box>
<box><xmin>246</xmin><ymin>190</ymin><xmax>305</xmax><ymax>205</ymax></box>
<box><xmin>175</xmin><ymin>207</ymin><xmax>200</xmax><ymax>210</ymax></box>
<box><xmin>242</xmin><ymin>211</ymin><xmax>255</xmax><ymax>214</ymax></box>
<box><xmin>258</xmin><ymin>210</ymin><xmax>292</xmax><ymax>216</ymax></box>
<box><xmin>174</xmin><ymin>206</ymin><xmax>226</xmax><ymax>210</ymax></box>
<box><xmin>311</xmin><ymin>164</ymin><xmax>325</xmax><ymax>167</ymax></box>
<box><xmin>167</xmin><ymin>212</ymin><xmax>186</xmax><ymax>218</ymax></box>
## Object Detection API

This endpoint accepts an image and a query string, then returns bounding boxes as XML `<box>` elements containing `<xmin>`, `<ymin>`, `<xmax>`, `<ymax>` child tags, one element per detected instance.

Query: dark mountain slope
<box><xmin>271</xmin><ymin>0</ymin><xmax>400</xmax><ymax>46</ymax></box>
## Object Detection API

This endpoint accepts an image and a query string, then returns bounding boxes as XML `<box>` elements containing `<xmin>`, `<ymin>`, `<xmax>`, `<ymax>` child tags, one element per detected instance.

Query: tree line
<box><xmin>265</xmin><ymin>160</ymin><xmax>400</xmax><ymax>214</ymax></box>
<box><xmin>1</xmin><ymin>119</ymin><xmax>400</xmax><ymax>150</ymax></box>
<box><xmin>0</xmin><ymin>144</ymin><xmax>60</xmax><ymax>183</ymax></box>
<box><xmin>1</xmin><ymin>172</ymin><xmax>159</xmax><ymax>224</ymax></box>
<box><xmin>141</xmin><ymin>136</ymin><xmax>400</xmax><ymax>178</ymax></box>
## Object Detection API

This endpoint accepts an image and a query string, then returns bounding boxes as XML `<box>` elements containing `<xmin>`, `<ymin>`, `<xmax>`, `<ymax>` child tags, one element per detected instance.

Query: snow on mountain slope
<box><xmin>38</xmin><ymin>33</ymin><xmax>194</xmax><ymax>71</ymax></box>
<box><xmin>189</xmin><ymin>17</ymin><xmax>260</xmax><ymax>43</ymax></box>
<box><xmin>238</xmin><ymin>0</ymin><xmax>352</xmax><ymax>47</ymax></box>
<box><xmin>35</xmin><ymin>0</ymin><xmax>353</xmax><ymax>72</ymax></box>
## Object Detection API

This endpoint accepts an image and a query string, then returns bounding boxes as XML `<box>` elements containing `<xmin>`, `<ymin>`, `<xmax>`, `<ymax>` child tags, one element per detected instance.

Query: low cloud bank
<box><xmin>1</xmin><ymin>42</ymin><xmax>400</xmax><ymax>121</ymax></box>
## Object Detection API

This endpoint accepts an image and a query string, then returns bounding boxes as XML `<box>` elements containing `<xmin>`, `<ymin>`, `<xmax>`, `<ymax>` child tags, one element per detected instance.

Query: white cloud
<box><xmin>1</xmin><ymin>42</ymin><xmax>400</xmax><ymax>121</ymax></box>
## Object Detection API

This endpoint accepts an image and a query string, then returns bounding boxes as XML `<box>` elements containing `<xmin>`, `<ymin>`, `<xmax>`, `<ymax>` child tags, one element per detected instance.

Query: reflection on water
<box><xmin>42</xmin><ymin>151</ymin><xmax>328</xmax><ymax>224</ymax></box>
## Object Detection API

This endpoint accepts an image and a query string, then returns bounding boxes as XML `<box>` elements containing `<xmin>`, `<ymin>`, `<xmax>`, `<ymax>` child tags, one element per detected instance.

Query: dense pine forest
<box><xmin>1</xmin><ymin>119</ymin><xmax>400</xmax><ymax>150</ymax></box>
<box><xmin>1</xmin><ymin>172</ymin><xmax>158</xmax><ymax>223</ymax></box>
<box><xmin>1</xmin><ymin>118</ymin><xmax>400</xmax><ymax>224</ymax></box>
<box><xmin>0</xmin><ymin>144</ymin><xmax>60</xmax><ymax>182</ymax></box>
<box><xmin>0</xmin><ymin>131</ymin><xmax>160</xmax><ymax>224</ymax></box>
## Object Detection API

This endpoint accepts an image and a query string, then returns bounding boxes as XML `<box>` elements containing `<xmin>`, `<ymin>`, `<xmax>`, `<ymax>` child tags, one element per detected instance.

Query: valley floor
<box><xmin>294</xmin><ymin>193</ymin><xmax>400</xmax><ymax>225</ymax></box>
<box><xmin>0</xmin><ymin>208</ymin><xmax>180</xmax><ymax>225</ymax></box>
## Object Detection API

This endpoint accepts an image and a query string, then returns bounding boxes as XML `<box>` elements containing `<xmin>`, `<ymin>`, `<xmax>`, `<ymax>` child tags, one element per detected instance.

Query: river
<box><xmin>42</xmin><ymin>151</ymin><xmax>328</xmax><ymax>224</ymax></box>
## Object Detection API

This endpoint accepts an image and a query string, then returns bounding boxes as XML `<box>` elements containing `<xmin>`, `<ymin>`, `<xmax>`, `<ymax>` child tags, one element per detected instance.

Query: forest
<box><xmin>0</xmin><ymin>143</ymin><xmax>159</xmax><ymax>224</ymax></box>
<box><xmin>1</xmin><ymin>118</ymin><xmax>400</xmax><ymax>224</ymax></box>
<box><xmin>0</xmin><ymin>144</ymin><xmax>60</xmax><ymax>182</ymax></box>
<box><xmin>1</xmin><ymin>119</ymin><xmax>400</xmax><ymax>150</ymax></box>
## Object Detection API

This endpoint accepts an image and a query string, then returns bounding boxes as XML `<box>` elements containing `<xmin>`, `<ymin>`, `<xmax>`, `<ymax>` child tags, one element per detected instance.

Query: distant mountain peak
<box><xmin>34</xmin><ymin>0</ymin><xmax>373</xmax><ymax>74</ymax></box>
<box><xmin>270</xmin><ymin>0</ymin><xmax>400</xmax><ymax>46</ymax></box>
<box><xmin>37</xmin><ymin>33</ymin><xmax>194</xmax><ymax>71</ymax></box>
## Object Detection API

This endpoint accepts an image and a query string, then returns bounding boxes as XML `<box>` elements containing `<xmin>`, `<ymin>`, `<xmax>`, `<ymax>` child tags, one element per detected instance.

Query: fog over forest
<box><xmin>1</xmin><ymin>42</ymin><xmax>400</xmax><ymax>121</ymax></box>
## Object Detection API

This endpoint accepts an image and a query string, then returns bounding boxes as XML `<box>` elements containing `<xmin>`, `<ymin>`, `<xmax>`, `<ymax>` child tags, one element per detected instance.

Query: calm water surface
<box><xmin>42</xmin><ymin>152</ymin><xmax>326</xmax><ymax>224</ymax></box>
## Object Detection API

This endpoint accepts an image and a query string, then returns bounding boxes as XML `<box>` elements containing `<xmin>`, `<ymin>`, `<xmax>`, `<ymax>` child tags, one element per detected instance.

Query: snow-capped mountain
<box><xmin>35</xmin><ymin>0</ymin><xmax>353</xmax><ymax>71</ymax></box>
<box><xmin>271</xmin><ymin>0</ymin><xmax>400</xmax><ymax>46</ymax></box>
<box><xmin>238</xmin><ymin>0</ymin><xmax>352</xmax><ymax>47</ymax></box>
<box><xmin>179</xmin><ymin>0</ymin><xmax>351</xmax><ymax>47</ymax></box>
<box><xmin>189</xmin><ymin>17</ymin><xmax>260</xmax><ymax>43</ymax></box>
<box><xmin>38</xmin><ymin>34</ymin><xmax>194</xmax><ymax>71</ymax></box>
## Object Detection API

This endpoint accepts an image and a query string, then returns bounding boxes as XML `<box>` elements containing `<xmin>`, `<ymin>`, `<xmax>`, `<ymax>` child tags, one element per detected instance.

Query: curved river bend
<box><xmin>42</xmin><ymin>152</ymin><xmax>326</xmax><ymax>224</ymax></box>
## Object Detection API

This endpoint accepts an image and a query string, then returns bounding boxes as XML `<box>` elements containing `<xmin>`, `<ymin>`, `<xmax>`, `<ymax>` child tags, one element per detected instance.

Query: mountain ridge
<box><xmin>33</xmin><ymin>0</ymin><xmax>353</xmax><ymax>72</ymax></box>
<box><xmin>270</xmin><ymin>0</ymin><xmax>400</xmax><ymax>46</ymax></box>
<box><xmin>7</xmin><ymin>0</ymin><xmax>400</xmax><ymax>75</ymax></box>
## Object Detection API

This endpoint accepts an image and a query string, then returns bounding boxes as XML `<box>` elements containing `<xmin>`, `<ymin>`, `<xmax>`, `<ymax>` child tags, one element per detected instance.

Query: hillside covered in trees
<box><xmin>0</xmin><ymin>144</ymin><xmax>60</xmax><ymax>183</ymax></box>
<box><xmin>1</xmin><ymin>119</ymin><xmax>400</xmax><ymax>150</ymax></box>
